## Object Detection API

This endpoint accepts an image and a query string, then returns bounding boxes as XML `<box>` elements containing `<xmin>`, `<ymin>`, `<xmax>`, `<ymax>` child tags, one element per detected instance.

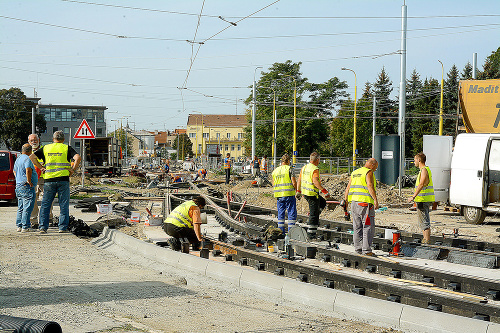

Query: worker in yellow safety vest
<box><xmin>224</xmin><ymin>153</ymin><xmax>231</xmax><ymax>184</ymax></box>
<box><xmin>408</xmin><ymin>152</ymin><xmax>435</xmax><ymax>244</ymax></box>
<box><xmin>344</xmin><ymin>158</ymin><xmax>379</xmax><ymax>256</ymax></box>
<box><xmin>163</xmin><ymin>196</ymin><xmax>206</xmax><ymax>251</ymax></box>
<box><xmin>30</xmin><ymin>130</ymin><xmax>81</xmax><ymax>233</ymax></box>
<box><xmin>296</xmin><ymin>152</ymin><xmax>331</xmax><ymax>239</ymax></box>
<box><xmin>271</xmin><ymin>154</ymin><xmax>297</xmax><ymax>233</ymax></box>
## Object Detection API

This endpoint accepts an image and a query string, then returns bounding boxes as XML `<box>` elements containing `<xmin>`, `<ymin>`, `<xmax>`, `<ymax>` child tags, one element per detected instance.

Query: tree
<box><xmin>410</xmin><ymin>78</ymin><xmax>440</xmax><ymax>154</ymax></box>
<box><xmin>406</xmin><ymin>69</ymin><xmax>423</xmax><ymax>156</ymax></box>
<box><xmin>461</xmin><ymin>61</ymin><xmax>473</xmax><ymax>80</ymax></box>
<box><xmin>373</xmin><ymin>67</ymin><xmax>397</xmax><ymax>136</ymax></box>
<box><xmin>243</xmin><ymin>61</ymin><xmax>346</xmax><ymax>158</ymax></box>
<box><xmin>443</xmin><ymin>64</ymin><xmax>460</xmax><ymax>136</ymax></box>
<box><xmin>172</xmin><ymin>133</ymin><xmax>193</xmax><ymax>160</ymax></box>
<box><xmin>108</xmin><ymin>128</ymin><xmax>134</xmax><ymax>157</ymax></box>
<box><xmin>0</xmin><ymin>87</ymin><xmax>46</xmax><ymax>151</ymax></box>
<box><xmin>478</xmin><ymin>46</ymin><xmax>500</xmax><ymax>80</ymax></box>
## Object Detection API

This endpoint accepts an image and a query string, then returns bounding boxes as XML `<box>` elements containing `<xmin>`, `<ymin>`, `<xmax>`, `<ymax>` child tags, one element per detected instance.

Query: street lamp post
<box><xmin>438</xmin><ymin>60</ymin><xmax>444</xmax><ymax>136</ymax></box>
<box><xmin>252</xmin><ymin>66</ymin><xmax>263</xmax><ymax>160</ymax></box>
<box><xmin>192</xmin><ymin>111</ymin><xmax>204</xmax><ymax>159</ymax></box>
<box><xmin>258</xmin><ymin>86</ymin><xmax>277</xmax><ymax>169</ymax></box>
<box><xmin>341</xmin><ymin>67</ymin><xmax>357</xmax><ymax>168</ymax></box>
<box><xmin>279</xmin><ymin>74</ymin><xmax>297</xmax><ymax>164</ymax></box>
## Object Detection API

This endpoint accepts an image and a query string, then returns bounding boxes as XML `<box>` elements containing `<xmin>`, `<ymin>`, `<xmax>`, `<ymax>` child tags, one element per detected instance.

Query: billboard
<box><xmin>459</xmin><ymin>79</ymin><xmax>500</xmax><ymax>133</ymax></box>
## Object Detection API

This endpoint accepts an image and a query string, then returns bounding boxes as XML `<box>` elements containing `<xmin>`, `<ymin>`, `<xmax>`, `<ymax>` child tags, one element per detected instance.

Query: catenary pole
<box><xmin>372</xmin><ymin>96</ymin><xmax>376</xmax><ymax>157</ymax></box>
<box><xmin>252</xmin><ymin>67</ymin><xmax>262</xmax><ymax>160</ymax></box>
<box><xmin>398</xmin><ymin>2</ymin><xmax>407</xmax><ymax>195</ymax></box>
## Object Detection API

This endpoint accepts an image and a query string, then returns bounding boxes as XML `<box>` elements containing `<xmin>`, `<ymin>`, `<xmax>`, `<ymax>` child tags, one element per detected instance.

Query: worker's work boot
<box><xmin>168</xmin><ymin>238</ymin><xmax>181</xmax><ymax>251</ymax></box>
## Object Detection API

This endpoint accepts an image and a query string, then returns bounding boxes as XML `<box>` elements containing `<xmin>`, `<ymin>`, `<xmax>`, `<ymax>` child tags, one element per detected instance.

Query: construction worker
<box><xmin>224</xmin><ymin>153</ymin><xmax>231</xmax><ymax>184</ymax></box>
<box><xmin>252</xmin><ymin>155</ymin><xmax>260</xmax><ymax>177</ymax></box>
<box><xmin>296</xmin><ymin>152</ymin><xmax>331</xmax><ymax>240</ymax></box>
<box><xmin>163</xmin><ymin>196</ymin><xmax>205</xmax><ymax>251</ymax></box>
<box><xmin>194</xmin><ymin>168</ymin><xmax>207</xmax><ymax>181</ymax></box>
<box><xmin>271</xmin><ymin>154</ymin><xmax>297</xmax><ymax>233</ymax></box>
<box><xmin>344</xmin><ymin>158</ymin><xmax>379</xmax><ymax>256</ymax></box>
<box><xmin>28</xmin><ymin>133</ymin><xmax>54</xmax><ymax>225</ymax></box>
<box><xmin>30</xmin><ymin>130</ymin><xmax>81</xmax><ymax>233</ymax></box>
<box><xmin>260</xmin><ymin>155</ymin><xmax>268</xmax><ymax>176</ymax></box>
<box><xmin>408</xmin><ymin>152</ymin><xmax>435</xmax><ymax>244</ymax></box>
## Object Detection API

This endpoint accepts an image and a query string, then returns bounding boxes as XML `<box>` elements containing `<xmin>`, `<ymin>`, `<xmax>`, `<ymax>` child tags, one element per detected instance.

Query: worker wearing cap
<box><xmin>296</xmin><ymin>152</ymin><xmax>331</xmax><ymax>240</ymax></box>
<box><xmin>271</xmin><ymin>154</ymin><xmax>297</xmax><ymax>234</ymax></box>
<box><xmin>163</xmin><ymin>196</ymin><xmax>205</xmax><ymax>250</ymax></box>
<box><xmin>409</xmin><ymin>152</ymin><xmax>435</xmax><ymax>244</ymax></box>
<box><xmin>194</xmin><ymin>168</ymin><xmax>207</xmax><ymax>181</ymax></box>
<box><xmin>344</xmin><ymin>158</ymin><xmax>379</xmax><ymax>256</ymax></box>
<box><xmin>224</xmin><ymin>153</ymin><xmax>231</xmax><ymax>184</ymax></box>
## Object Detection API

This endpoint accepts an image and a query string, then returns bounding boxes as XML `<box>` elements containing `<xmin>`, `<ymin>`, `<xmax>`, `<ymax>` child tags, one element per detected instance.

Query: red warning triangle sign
<box><xmin>74</xmin><ymin>119</ymin><xmax>95</xmax><ymax>139</ymax></box>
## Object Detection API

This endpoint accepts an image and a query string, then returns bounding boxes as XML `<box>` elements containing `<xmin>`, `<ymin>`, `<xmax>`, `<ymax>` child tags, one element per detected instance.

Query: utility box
<box><xmin>423</xmin><ymin>135</ymin><xmax>453</xmax><ymax>202</ymax></box>
<box><xmin>374</xmin><ymin>135</ymin><xmax>400</xmax><ymax>185</ymax></box>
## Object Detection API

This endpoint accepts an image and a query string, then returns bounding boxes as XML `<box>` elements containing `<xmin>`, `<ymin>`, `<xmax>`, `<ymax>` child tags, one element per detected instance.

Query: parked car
<box><xmin>0</xmin><ymin>150</ymin><xmax>21</xmax><ymax>204</ymax></box>
<box><xmin>232</xmin><ymin>161</ymin><xmax>245</xmax><ymax>173</ymax></box>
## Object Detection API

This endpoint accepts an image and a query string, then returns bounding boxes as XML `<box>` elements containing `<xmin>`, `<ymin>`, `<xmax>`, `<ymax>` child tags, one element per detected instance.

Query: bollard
<box><xmin>391</xmin><ymin>231</ymin><xmax>401</xmax><ymax>256</ymax></box>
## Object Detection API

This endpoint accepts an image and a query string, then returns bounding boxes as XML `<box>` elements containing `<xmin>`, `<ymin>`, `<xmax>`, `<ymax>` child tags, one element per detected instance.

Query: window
<box><xmin>203</xmin><ymin>133</ymin><xmax>209</xmax><ymax>139</ymax></box>
<box><xmin>238</xmin><ymin>133</ymin><xmax>243</xmax><ymax>139</ymax></box>
<box><xmin>64</xmin><ymin>127</ymin><xmax>70</xmax><ymax>134</ymax></box>
<box><xmin>231</xmin><ymin>145</ymin><xmax>235</xmax><ymax>151</ymax></box>
<box><xmin>216</xmin><ymin>133</ymin><xmax>220</xmax><ymax>139</ymax></box>
<box><xmin>238</xmin><ymin>145</ymin><xmax>241</xmax><ymax>151</ymax></box>
<box><xmin>52</xmin><ymin>127</ymin><xmax>58</xmax><ymax>133</ymax></box>
<box><xmin>74</xmin><ymin>141</ymin><xmax>80</xmax><ymax>149</ymax></box>
<box><xmin>198</xmin><ymin>144</ymin><xmax>202</xmax><ymax>152</ymax></box>
<box><xmin>225</xmin><ymin>145</ymin><xmax>229</xmax><ymax>151</ymax></box>
<box><xmin>189</xmin><ymin>133</ymin><xmax>196</xmax><ymax>138</ymax></box>
<box><xmin>97</xmin><ymin>128</ymin><xmax>103</xmax><ymax>136</ymax></box>
<box><xmin>226</xmin><ymin>133</ymin><xmax>231</xmax><ymax>139</ymax></box>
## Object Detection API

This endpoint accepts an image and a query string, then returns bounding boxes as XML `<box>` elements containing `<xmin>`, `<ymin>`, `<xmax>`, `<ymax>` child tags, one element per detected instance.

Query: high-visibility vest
<box><xmin>272</xmin><ymin>165</ymin><xmax>295</xmax><ymax>198</ymax></box>
<box><xmin>224</xmin><ymin>158</ymin><xmax>231</xmax><ymax>169</ymax></box>
<box><xmin>301</xmin><ymin>163</ymin><xmax>319</xmax><ymax>198</ymax></box>
<box><xmin>43</xmin><ymin>143</ymin><xmax>71</xmax><ymax>179</ymax></box>
<box><xmin>415</xmin><ymin>166</ymin><xmax>435</xmax><ymax>202</ymax></box>
<box><xmin>348</xmin><ymin>167</ymin><xmax>377</xmax><ymax>204</ymax></box>
<box><xmin>260</xmin><ymin>158</ymin><xmax>267</xmax><ymax>172</ymax></box>
<box><xmin>198</xmin><ymin>169</ymin><xmax>206</xmax><ymax>176</ymax></box>
<box><xmin>164</xmin><ymin>200</ymin><xmax>196</xmax><ymax>229</ymax></box>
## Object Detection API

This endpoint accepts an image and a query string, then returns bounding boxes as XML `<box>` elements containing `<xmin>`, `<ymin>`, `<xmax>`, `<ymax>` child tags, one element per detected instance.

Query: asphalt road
<box><xmin>0</xmin><ymin>201</ymin><xmax>394</xmax><ymax>333</ymax></box>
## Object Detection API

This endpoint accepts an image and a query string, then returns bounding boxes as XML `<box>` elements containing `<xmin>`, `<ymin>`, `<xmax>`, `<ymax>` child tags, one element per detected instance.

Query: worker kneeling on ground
<box><xmin>163</xmin><ymin>196</ymin><xmax>205</xmax><ymax>251</ymax></box>
<box><xmin>344</xmin><ymin>158</ymin><xmax>379</xmax><ymax>256</ymax></box>
<box><xmin>193</xmin><ymin>168</ymin><xmax>207</xmax><ymax>181</ymax></box>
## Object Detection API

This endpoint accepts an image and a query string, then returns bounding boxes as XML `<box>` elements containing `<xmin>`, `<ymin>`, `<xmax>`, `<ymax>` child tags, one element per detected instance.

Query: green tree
<box><xmin>172</xmin><ymin>133</ymin><xmax>193</xmax><ymax>160</ymax></box>
<box><xmin>406</xmin><ymin>69</ymin><xmax>423</xmax><ymax>156</ymax></box>
<box><xmin>410</xmin><ymin>78</ymin><xmax>440</xmax><ymax>154</ymax></box>
<box><xmin>108</xmin><ymin>128</ymin><xmax>134</xmax><ymax>157</ymax></box>
<box><xmin>0</xmin><ymin>87</ymin><xmax>46</xmax><ymax>150</ymax></box>
<box><xmin>243</xmin><ymin>61</ymin><xmax>347</xmax><ymax>158</ymax></box>
<box><xmin>478</xmin><ymin>46</ymin><xmax>500</xmax><ymax>79</ymax></box>
<box><xmin>373</xmin><ymin>67</ymin><xmax>397</xmax><ymax>136</ymax></box>
<box><xmin>443</xmin><ymin>64</ymin><xmax>460</xmax><ymax>136</ymax></box>
<box><xmin>461</xmin><ymin>61</ymin><xmax>473</xmax><ymax>80</ymax></box>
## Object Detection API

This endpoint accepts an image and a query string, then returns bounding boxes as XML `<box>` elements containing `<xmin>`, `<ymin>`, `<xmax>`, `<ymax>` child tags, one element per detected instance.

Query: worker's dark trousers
<box><xmin>304</xmin><ymin>195</ymin><xmax>326</xmax><ymax>239</ymax></box>
<box><xmin>225</xmin><ymin>168</ymin><xmax>231</xmax><ymax>184</ymax></box>
<box><xmin>163</xmin><ymin>223</ymin><xmax>200</xmax><ymax>249</ymax></box>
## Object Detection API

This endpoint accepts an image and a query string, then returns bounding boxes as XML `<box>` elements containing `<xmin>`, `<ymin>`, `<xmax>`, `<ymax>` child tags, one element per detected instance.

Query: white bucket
<box><xmin>130</xmin><ymin>212</ymin><xmax>140</xmax><ymax>223</ymax></box>
<box><xmin>97</xmin><ymin>204</ymin><xmax>112</xmax><ymax>214</ymax></box>
<box><xmin>385</xmin><ymin>228</ymin><xmax>396</xmax><ymax>240</ymax></box>
<box><xmin>145</xmin><ymin>216</ymin><xmax>163</xmax><ymax>226</ymax></box>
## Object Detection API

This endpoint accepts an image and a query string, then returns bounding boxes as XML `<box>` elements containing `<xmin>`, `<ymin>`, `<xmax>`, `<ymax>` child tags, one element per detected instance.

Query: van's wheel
<box><xmin>463</xmin><ymin>206</ymin><xmax>486</xmax><ymax>224</ymax></box>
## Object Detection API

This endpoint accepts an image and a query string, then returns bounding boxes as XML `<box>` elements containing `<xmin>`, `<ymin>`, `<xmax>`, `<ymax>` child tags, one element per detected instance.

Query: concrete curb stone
<box><xmin>100</xmin><ymin>227</ymin><xmax>497</xmax><ymax>333</ymax></box>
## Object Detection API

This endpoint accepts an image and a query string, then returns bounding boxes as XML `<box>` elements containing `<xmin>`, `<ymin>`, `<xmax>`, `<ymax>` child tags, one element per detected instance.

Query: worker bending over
<box><xmin>296</xmin><ymin>152</ymin><xmax>331</xmax><ymax>240</ymax></box>
<box><xmin>271</xmin><ymin>154</ymin><xmax>297</xmax><ymax>233</ymax></box>
<box><xmin>193</xmin><ymin>168</ymin><xmax>207</xmax><ymax>181</ymax></box>
<box><xmin>163</xmin><ymin>196</ymin><xmax>205</xmax><ymax>251</ymax></box>
<box><xmin>344</xmin><ymin>158</ymin><xmax>379</xmax><ymax>256</ymax></box>
<box><xmin>408</xmin><ymin>152</ymin><xmax>435</xmax><ymax>244</ymax></box>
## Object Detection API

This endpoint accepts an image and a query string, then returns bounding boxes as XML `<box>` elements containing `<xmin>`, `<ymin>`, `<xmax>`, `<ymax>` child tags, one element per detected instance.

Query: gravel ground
<box><xmin>0</xmin><ymin>201</ymin><xmax>398</xmax><ymax>333</ymax></box>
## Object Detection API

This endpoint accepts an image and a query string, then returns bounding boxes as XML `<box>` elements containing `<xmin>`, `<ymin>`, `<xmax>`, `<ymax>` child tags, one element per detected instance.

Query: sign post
<box><xmin>74</xmin><ymin>119</ymin><xmax>95</xmax><ymax>187</ymax></box>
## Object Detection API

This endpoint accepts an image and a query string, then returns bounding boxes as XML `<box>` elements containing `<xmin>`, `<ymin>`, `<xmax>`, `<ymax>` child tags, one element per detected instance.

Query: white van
<box><xmin>425</xmin><ymin>133</ymin><xmax>500</xmax><ymax>224</ymax></box>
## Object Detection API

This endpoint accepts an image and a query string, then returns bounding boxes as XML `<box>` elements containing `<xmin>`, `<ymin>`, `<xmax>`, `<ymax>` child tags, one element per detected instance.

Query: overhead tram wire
<box><xmin>57</xmin><ymin>3</ymin><xmax>500</xmax><ymax>20</ymax></box>
<box><xmin>182</xmin><ymin>0</ymin><xmax>206</xmax><ymax>88</ymax></box>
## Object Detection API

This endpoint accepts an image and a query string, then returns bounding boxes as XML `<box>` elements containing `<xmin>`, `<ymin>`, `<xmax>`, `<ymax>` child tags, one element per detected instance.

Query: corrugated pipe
<box><xmin>0</xmin><ymin>315</ymin><xmax>62</xmax><ymax>333</ymax></box>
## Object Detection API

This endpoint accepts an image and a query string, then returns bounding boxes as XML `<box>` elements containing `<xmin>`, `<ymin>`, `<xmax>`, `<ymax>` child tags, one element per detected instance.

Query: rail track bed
<box><xmin>157</xmin><ymin>186</ymin><xmax>500</xmax><ymax>323</ymax></box>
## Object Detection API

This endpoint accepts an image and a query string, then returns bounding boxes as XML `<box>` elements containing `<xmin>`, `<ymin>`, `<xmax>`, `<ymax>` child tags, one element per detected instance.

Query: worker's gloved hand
<box><xmin>340</xmin><ymin>200</ymin><xmax>347</xmax><ymax>209</ymax></box>
<box><xmin>295</xmin><ymin>192</ymin><xmax>302</xmax><ymax>200</ymax></box>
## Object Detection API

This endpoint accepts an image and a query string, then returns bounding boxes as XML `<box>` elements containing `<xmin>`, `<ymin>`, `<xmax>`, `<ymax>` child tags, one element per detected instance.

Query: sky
<box><xmin>1</xmin><ymin>0</ymin><xmax>499</xmax><ymax>133</ymax></box>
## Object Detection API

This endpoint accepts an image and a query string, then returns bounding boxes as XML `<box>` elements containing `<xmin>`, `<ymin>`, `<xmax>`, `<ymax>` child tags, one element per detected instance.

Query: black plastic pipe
<box><xmin>0</xmin><ymin>315</ymin><xmax>62</xmax><ymax>333</ymax></box>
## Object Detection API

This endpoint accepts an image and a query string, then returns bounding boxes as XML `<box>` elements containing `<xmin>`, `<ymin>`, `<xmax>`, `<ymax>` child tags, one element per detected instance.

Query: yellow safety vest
<box><xmin>301</xmin><ymin>163</ymin><xmax>319</xmax><ymax>198</ymax></box>
<box><xmin>164</xmin><ymin>200</ymin><xmax>196</xmax><ymax>229</ymax></box>
<box><xmin>272</xmin><ymin>165</ymin><xmax>295</xmax><ymax>198</ymax></box>
<box><xmin>43</xmin><ymin>143</ymin><xmax>71</xmax><ymax>179</ymax></box>
<box><xmin>415</xmin><ymin>166</ymin><xmax>435</xmax><ymax>202</ymax></box>
<box><xmin>348</xmin><ymin>167</ymin><xmax>377</xmax><ymax>204</ymax></box>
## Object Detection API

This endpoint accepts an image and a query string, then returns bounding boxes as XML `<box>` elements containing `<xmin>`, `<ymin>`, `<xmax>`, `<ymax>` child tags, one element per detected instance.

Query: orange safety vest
<box><xmin>260</xmin><ymin>159</ymin><xmax>267</xmax><ymax>172</ymax></box>
<box><xmin>224</xmin><ymin>158</ymin><xmax>231</xmax><ymax>169</ymax></box>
